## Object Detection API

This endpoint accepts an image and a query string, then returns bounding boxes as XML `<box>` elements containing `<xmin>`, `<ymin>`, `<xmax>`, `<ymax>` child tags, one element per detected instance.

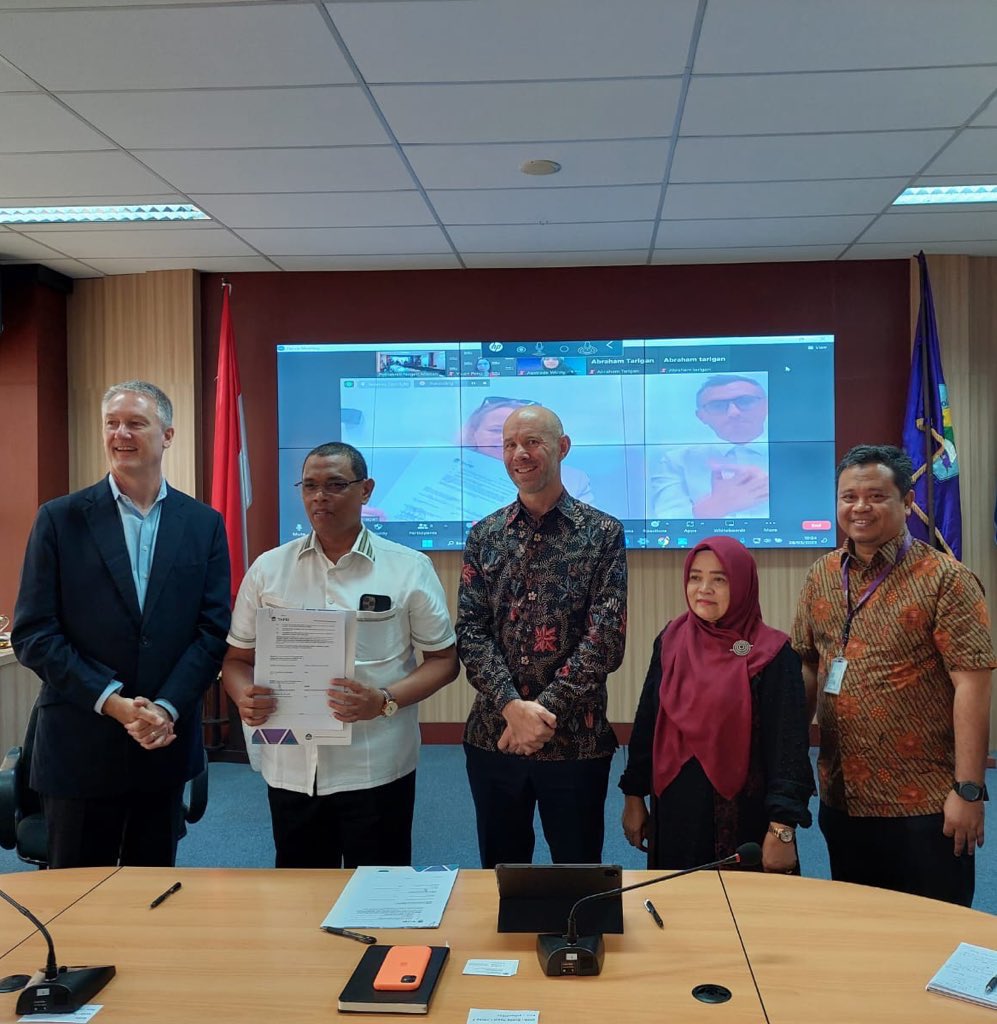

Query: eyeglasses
<box><xmin>698</xmin><ymin>395</ymin><xmax>764</xmax><ymax>416</ymax></box>
<box><xmin>476</xmin><ymin>397</ymin><xmax>539</xmax><ymax>410</ymax></box>
<box><xmin>294</xmin><ymin>478</ymin><xmax>365</xmax><ymax>496</ymax></box>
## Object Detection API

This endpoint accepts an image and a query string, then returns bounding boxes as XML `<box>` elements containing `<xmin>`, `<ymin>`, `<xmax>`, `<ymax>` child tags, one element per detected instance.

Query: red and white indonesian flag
<box><xmin>210</xmin><ymin>284</ymin><xmax>252</xmax><ymax>605</ymax></box>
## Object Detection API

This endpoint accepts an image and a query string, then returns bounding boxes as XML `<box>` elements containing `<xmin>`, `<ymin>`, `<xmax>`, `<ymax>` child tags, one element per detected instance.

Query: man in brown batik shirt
<box><xmin>793</xmin><ymin>444</ymin><xmax>995</xmax><ymax>906</ymax></box>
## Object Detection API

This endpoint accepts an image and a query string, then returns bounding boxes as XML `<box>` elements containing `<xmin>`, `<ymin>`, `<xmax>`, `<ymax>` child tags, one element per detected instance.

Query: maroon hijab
<box><xmin>652</xmin><ymin>536</ymin><xmax>787</xmax><ymax>801</ymax></box>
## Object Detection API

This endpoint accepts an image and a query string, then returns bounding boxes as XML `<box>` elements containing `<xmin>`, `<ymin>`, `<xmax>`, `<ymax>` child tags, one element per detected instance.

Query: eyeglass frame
<box><xmin>697</xmin><ymin>394</ymin><xmax>765</xmax><ymax>416</ymax></box>
<box><xmin>294</xmin><ymin>478</ymin><xmax>366</xmax><ymax>496</ymax></box>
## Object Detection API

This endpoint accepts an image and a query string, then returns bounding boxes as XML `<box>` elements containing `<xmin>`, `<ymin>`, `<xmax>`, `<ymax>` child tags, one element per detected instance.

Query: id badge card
<box><xmin>824</xmin><ymin>657</ymin><xmax>848</xmax><ymax>694</ymax></box>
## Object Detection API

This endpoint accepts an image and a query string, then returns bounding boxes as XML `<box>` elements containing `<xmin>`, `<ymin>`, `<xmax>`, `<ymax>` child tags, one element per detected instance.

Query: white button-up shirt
<box><xmin>228</xmin><ymin>529</ymin><xmax>455</xmax><ymax>795</ymax></box>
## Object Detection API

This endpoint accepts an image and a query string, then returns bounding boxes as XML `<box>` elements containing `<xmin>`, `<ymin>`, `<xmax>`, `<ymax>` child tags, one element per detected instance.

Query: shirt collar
<box><xmin>505</xmin><ymin>489</ymin><xmax>580</xmax><ymax>528</ymax></box>
<box><xmin>843</xmin><ymin>527</ymin><xmax>910</xmax><ymax>570</ymax></box>
<box><xmin>107</xmin><ymin>473</ymin><xmax>167</xmax><ymax>509</ymax></box>
<box><xmin>299</xmin><ymin>526</ymin><xmax>375</xmax><ymax>564</ymax></box>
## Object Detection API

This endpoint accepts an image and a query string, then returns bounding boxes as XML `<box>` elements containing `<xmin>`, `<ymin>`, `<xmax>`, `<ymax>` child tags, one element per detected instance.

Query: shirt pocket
<box><xmin>356</xmin><ymin>609</ymin><xmax>405</xmax><ymax>665</ymax></box>
<box><xmin>259</xmin><ymin>595</ymin><xmax>301</xmax><ymax>610</ymax></box>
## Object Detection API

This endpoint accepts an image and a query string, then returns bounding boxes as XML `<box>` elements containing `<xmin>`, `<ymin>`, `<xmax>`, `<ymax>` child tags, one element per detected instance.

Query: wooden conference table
<box><xmin>1</xmin><ymin>867</ymin><xmax>996</xmax><ymax>1023</ymax></box>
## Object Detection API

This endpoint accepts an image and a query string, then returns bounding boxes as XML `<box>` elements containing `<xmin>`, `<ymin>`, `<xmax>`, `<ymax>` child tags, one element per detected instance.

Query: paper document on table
<box><xmin>252</xmin><ymin>607</ymin><xmax>356</xmax><ymax>746</ymax></box>
<box><xmin>323</xmin><ymin>865</ymin><xmax>459</xmax><ymax>929</ymax></box>
<box><xmin>18</xmin><ymin>1005</ymin><xmax>103</xmax><ymax>1023</ymax></box>
<box><xmin>926</xmin><ymin>942</ymin><xmax>997</xmax><ymax>1009</ymax></box>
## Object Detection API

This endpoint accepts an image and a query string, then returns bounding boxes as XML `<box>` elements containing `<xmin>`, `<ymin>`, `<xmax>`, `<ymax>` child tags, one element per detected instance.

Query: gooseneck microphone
<box><xmin>0</xmin><ymin>886</ymin><xmax>116</xmax><ymax>1014</ymax></box>
<box><xmin>537</xmin><ymin>841</ymin><xmax>763</xmax><ymax>977</ymax></box>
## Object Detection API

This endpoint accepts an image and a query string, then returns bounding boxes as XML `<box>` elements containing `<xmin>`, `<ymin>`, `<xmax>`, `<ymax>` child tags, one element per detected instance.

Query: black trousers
<box><xmin>819</xmin><ymin>801</ymin><xmax>975</xmax><ymax>907</ymax></box>
<box><xmin>42</xmin><ymin>787</ymin><xmax>184</xmax><ymax>869</ymax></box>
<box><xmin>267</xmin><ymin>771</ymin><xmax>416</xmax><ymax>869</ymax></box>
<box><xmin>464</xmin><ymin>743</ymin><xmax>611</xmax><ymax>868</ymax></box>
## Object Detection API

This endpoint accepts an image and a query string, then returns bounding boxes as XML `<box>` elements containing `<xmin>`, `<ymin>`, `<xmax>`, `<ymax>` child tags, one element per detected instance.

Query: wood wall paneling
<box><xmin>67</xmin><ymin>270</ymin><xmax>201</xmax><ymax>495</ymax></box>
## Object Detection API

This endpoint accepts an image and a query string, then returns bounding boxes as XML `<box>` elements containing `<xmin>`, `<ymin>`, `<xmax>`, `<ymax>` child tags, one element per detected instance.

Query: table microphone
<box><xmin>0</xmin><ymin>887</ymin><xmax>115</xmax><ymax>1014</ymax></box>
<box><xmin>537</xmin><ymin>841</ymin><xmax>762</xmax><ymax>977</ymax></box>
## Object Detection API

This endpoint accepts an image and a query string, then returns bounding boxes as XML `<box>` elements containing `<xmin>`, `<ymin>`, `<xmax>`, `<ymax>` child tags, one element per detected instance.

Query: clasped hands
<box><xmin>235</xmin><ymin>678</ymin><xmax>386</xmax><ymax>727</ymax></box>
<box><xmin>497</xmin><ymin>699</ymin><xmax>556</xmax><ymax>756</ymax></box>
<box><xmin>105</xmin><ymin>694</ymin><xmax>175</xmax><ymax>751</ymax></box>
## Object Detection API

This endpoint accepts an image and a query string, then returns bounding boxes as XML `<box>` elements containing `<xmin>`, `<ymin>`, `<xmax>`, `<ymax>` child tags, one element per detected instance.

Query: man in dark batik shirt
<box><xmin>457</xmin><ymin>405</ymin><xmax>628</xmax><ymax>867</ymax></box>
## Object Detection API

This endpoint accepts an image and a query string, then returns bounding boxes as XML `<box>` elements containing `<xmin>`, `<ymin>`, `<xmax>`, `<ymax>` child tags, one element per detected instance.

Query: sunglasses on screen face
<box><xmin>698</xmin><ymin>394</ymin><xmax>764</xmax><ymax>416</ymax></box>
<box><xmin>476</xmin><ymin>397</ymin><xmax>539</xmax><ymax>410</ymax></box>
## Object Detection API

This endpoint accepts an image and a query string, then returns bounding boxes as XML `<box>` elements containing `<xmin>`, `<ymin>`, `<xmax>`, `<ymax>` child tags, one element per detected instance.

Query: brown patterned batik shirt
<box><xmin>457</xmin><ymin>492</ymin><xmax>627</xmax><ymax>761</ymax></box>
<box><xmin>792</xmin><ymin>529</ymin><xmax>996</xmax><ymax>817</ymax></box>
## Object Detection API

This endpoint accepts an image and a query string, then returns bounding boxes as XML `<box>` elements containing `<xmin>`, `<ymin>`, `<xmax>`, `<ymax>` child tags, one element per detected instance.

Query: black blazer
<box><xmin>12</xmin><ymin>478</ymin><xmax>231</xmax><ymax>798</ymax></box>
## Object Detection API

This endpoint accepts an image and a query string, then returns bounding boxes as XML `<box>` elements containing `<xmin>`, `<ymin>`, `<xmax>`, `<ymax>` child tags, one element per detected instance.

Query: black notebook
<box><xmin>338</xmin><ymin>945</ymin><xmax>450</xmax><ymax>1015</ymax></box>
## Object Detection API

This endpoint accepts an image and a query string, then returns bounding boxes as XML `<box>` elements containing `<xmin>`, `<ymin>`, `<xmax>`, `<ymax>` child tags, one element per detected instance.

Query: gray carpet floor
<box><xmin>2</xmin><ymin>748</ymin><xmax>995</xmax><ymax>914</ymax></box>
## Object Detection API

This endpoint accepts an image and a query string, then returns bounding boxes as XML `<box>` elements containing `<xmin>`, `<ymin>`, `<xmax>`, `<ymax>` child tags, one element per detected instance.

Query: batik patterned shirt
<box><xmin>792</xmin><ymin>530</ymin><xmax>995</xmax><ymax>816</ymax></box>
<box><xmin>457</xmin><ymin>492</ymin><xmax>628</xmax><ymax>761</ymax></box>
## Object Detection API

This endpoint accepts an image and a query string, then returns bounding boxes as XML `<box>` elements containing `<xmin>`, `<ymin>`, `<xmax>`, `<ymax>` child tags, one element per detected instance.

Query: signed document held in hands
<box><xmin>254</xmin><ymin>607</ymin><xmax>357</xmax><ymax>745</ymax></box>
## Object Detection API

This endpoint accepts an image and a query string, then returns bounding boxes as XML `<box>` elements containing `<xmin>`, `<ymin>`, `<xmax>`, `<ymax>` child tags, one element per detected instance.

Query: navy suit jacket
<box><xmin>12</xmin><ymin>478</ymin><xmax>231</xmax><ymax>798</ymax></box>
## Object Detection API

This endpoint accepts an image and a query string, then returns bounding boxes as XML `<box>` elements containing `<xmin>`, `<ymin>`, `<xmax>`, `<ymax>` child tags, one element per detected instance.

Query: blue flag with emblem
<box><xmin>902</xmin><ymin>252</ymin><xmax>961</xmax><ymax>560</ymax></box>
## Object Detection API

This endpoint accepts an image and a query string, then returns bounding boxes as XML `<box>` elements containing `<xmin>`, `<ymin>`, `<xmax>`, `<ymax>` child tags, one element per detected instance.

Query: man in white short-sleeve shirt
<box><xmin>222</xmin><ymin>442</ymin><xmax>458</xmax><ymax>868</ymax></box>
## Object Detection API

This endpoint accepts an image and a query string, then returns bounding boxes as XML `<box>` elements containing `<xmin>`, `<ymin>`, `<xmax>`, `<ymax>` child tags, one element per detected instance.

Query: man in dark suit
<box><xmin>13</xmin><ymin>380</ymin><xmax>230</xmax><ymax>868</ymax></box>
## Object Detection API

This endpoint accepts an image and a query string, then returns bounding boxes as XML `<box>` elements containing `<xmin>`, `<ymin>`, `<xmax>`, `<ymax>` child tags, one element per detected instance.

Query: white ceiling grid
<box><xmin>0</xmin><ymin>0</ymin><xmax>992</xmax><ymax>278</ymax></box>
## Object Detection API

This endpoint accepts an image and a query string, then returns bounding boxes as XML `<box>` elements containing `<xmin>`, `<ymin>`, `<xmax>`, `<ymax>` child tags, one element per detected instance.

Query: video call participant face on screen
<box><xmin>502</xmin><ymin>407</ymin><xmax>570</xmax><ymax>503</ymax></box>
<box><xmin>695</xmin><ymin>377</ymin><xmax>768</xmax><ymax>444</ymax></box>
<box><xmin>462</xmin><ymin>398</ymin><xmax>539</xmax><ymax>457</ymax></box>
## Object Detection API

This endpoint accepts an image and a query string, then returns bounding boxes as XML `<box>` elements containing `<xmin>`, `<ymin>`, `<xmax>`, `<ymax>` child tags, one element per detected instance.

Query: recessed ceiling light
<box><xmin>0</xmin><ymin>204</ymin><xmax>210</xmax><ymax>224</ymax></box>
<box><xmin>892</xmin><ymin>185</ymin><xmax>997</xmax><ymax>206</ymax></box>
<box><xmin>520</xmin><ymin>159</ymin><xmax>561</xmax><ymax>176</ymax></box>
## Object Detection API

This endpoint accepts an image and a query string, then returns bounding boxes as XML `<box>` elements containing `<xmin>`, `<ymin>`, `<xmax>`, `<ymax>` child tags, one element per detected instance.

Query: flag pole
<box><xmin>916</xmin><ymin>253</ymin><xmax>937</xmax><ymax>550</ymax></box>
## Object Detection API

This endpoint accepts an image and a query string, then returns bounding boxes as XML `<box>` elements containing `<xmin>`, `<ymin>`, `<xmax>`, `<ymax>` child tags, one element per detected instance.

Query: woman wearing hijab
<box><xmin>619</xmin><ymin>536</ymin><xmax>814</xmax><ymax>872</ymax></box>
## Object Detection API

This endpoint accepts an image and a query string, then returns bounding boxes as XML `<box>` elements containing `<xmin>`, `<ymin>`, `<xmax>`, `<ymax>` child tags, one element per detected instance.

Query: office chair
<box><xmin>0</xmin><ymin>703</ymin><xmax>209</xmax><ymax>868</ymax></box>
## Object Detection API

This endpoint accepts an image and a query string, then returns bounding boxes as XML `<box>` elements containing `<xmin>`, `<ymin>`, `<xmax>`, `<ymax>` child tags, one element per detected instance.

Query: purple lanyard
<box><xmin>839</xmin><ymin>532</ymin><xmax>913</xmax><ymax>648</ymax></box>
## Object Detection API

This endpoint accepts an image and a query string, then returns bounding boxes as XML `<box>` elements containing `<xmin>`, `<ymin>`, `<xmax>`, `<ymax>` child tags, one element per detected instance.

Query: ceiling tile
<box><xmin>0</xmin><ymin>256</ymin><xmax>100</xmax><ymax>276</ymax></box>
<box><xmin>671</xmin><ymin>130</ymin><xmax>953</xmax><ymax>183</ymax></box>
<box><xmin>239</xmin><ymin>225</ymin><xmax>452</xmax><ymax>256</ymax></box>
<box><xmin>371</xmin><ymin>79</ymin><xmax>680</xmax><ymax>144</ymax></box>
<box><xmin>975</xmin><ymin>93</ymin><xmax>997</xmax><ymax>126</ymax></box>
<box><xmin>652</xmin><ymin>245</ymin><xmax>844</xmax><ymax>263</ymax></box>
<box><xmin>135</xmin><ymin>147</ymin><xmax>412</xmax><ymax>194</ymax></box>
<box><xmin>273</xmin><ymin>254</ymin><xmax>462</xmax><ymax>271</ymax></box>
<box><xmin>191</xmin><ymin>192</ymin><xmax>434</xmax><ymax>229</ymax></box>
<box><xmin>655</xmin><ymin>215</ymin><xmax>872</xmax><ymax>247</ymax></box>
<box><xmin>860</xmin><ymin>209</ymin><xmax>997</xmax><ymax>243</ymax></box>
<box><xmin>845</xmin><ymin>240</ymin><xmax>997</xmax><ymax>258</ymax></box>
<box><xmin>429</xmin><ymin>185</ymin><xmax>661</xmax><ymax>225</ymax></box>
<box><xmin>80</xmin><ymin>255</ymin><xmax>277</xmax><ymax>274</ymax></box>
<box><xmin>16</xmin><ymin>226</ymin><xmax>257</xmax><ymax>258</ymax></box>
<box><xmin>696</xmin><ymin>0</ymin><xmax>997</xmax><ymax>72</ymax></box>
<box><xmin>0</xmin><ymin>93</ymin><xmax>110</xmax><ymax>152</ymax></box>
<box><xmin>464</xmin><ymin>250</ymin><xmax>648</xmax><ymax>268</ymax></box>
<box><xmin>682</xmin><ymin>68</ymin><xmax>997</xmax><ymax>135</ymax></box>
<box><xmin>0</xmin><ymin>229</ymin><xmax>74</xmax><ymax>259</ymax></box>
<box><xmin>63</xmin><ymin>87</ymin><xmax>388</xmax><ymax>149</ymax></box>
<box><xmin>450</xmin><ymin>221</ymin><xmax>653</xmax><ymax>252</ymax></box>
<box><xmin>0</xmin><ymin>5</ymin><xmax>351</xmax><ymax>91</ymax></box>
<box><xmin>331</xmin><ymin>0</ymin><xmax>698</xmax><ymax>82</ymax></box>
<box><xmin>0</xmin><ymin>151</ymin><xmax>174</xmax><ymax>198</ymax></box>
<box><xmin>0</xmin><ymin>56</ymin><xmax>34</xmax><ymax>91</ymax></box>
<box><xmin>404</xmin><ymin>139</ymin><xmax>670</xmax><ymax>189</ymax></box>
<box><xmin>663</xmin><ymin>179</ymin><xmax>908</xmax><ymax>219</ymax></box>
<box><xmin>922</xmin><ymin>128</ymin><xmax>997</xmax><ymax>176</ymax></box>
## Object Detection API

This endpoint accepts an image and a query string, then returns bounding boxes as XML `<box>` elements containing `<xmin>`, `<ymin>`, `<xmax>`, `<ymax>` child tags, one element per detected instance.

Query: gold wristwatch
<box><xmin>378</xmin><ymin>689</ymin><xmax>399</xmax><ymax>718</ymax></box>
<box><xmin>767</xmin><ymin>823</ymin><xmax>795</xmax><ymax>844</ymax></box>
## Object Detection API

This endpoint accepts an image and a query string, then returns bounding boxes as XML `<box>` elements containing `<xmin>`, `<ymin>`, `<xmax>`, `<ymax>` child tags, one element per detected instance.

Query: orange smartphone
<box><xmin>372</xmin><ymin>945</ymin><xmax>432</xmax><ymax>991</ymax></box>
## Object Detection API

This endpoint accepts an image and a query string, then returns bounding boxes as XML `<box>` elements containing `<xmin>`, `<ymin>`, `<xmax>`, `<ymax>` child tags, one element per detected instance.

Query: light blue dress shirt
<box><xmin>95</xmin><ymin>476</ymin><xmax>177</xmax><ymax>720</ymax></box>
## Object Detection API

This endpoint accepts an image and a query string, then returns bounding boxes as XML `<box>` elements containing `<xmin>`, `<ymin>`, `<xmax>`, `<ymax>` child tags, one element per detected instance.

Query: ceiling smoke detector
<box><xmin>520</xmin><ymin>159</ymin><xmax>562</xmax><ymax>176</ymax></box>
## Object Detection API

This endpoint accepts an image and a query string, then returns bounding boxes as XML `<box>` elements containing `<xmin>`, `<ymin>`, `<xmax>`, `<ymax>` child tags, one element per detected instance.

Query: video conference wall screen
<box><xmin>277</xmin><ymin>335</ymin><xmax>835</xmax><ymax>552</ymax></box>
